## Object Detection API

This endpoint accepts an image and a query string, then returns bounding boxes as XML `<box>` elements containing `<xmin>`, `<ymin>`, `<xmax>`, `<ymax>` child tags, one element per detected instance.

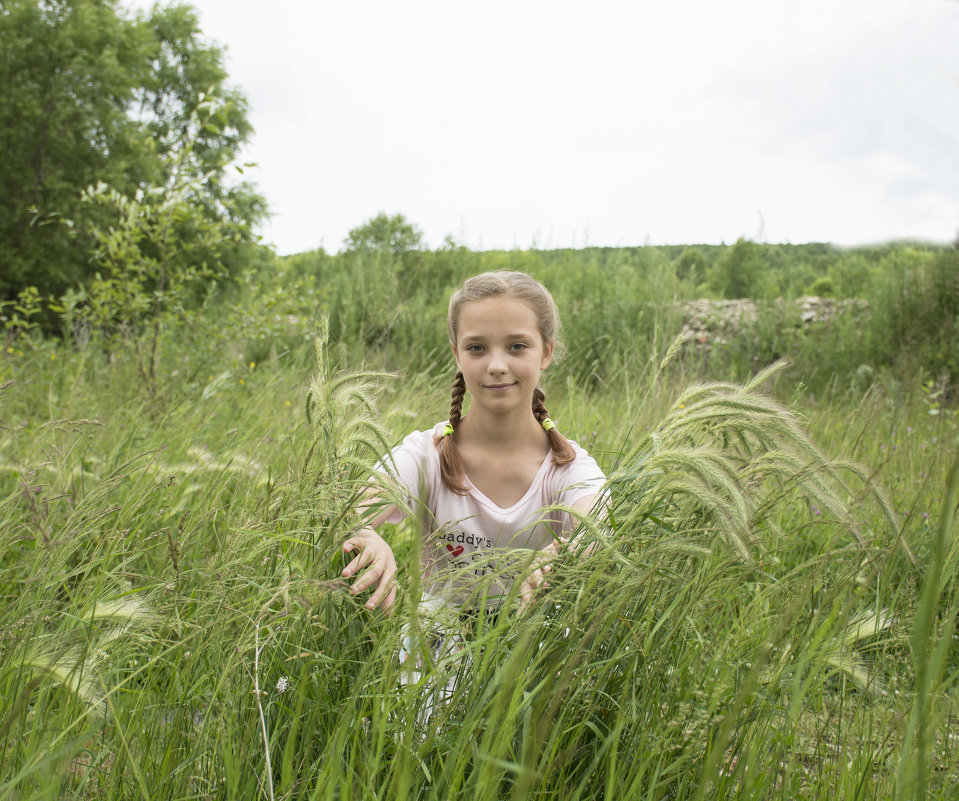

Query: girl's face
<box><xmin>452</xmin><ymin>295</ymin><xmax>553</xmax><ymax>417</ymax></box>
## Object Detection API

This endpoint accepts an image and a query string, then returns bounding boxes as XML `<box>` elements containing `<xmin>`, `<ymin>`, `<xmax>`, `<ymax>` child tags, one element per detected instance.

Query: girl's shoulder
<box><xmin>557</xmin><ymin>436</ymin><xmax>599</xmax><ymax>464</ymax></box>
<box><xmin>547</xmin><ymin>436</ymin><xmax>607</xmax><ymax>486</ymax></box>
<box><xmin>385</xmin><ymin>421</ymin><xmax>447</xmax><ymax>465</ymax></box>
<box><xmin>376</xmin><ymin>423</ymin><xmax>446</xmax><ymax>495</ymax></box>
<box><xmin>400</xmin><ymin>421</ymin><xmax>448</xmax><ymax>449</ymax></box>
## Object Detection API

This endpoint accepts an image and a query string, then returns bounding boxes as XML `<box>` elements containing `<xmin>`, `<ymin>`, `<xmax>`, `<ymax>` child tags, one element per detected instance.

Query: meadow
<box><xmin>1</xmin><ymin>242</ymin><xmax>958</xmax><ymax>800</ymax></box>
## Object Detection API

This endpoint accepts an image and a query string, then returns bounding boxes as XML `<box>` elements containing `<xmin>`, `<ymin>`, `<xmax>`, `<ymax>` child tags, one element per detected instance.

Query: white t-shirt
<box><xmin>377</xmin><ymin>421</ymin><xmax>606</xmax><ymax>605</ymax></box>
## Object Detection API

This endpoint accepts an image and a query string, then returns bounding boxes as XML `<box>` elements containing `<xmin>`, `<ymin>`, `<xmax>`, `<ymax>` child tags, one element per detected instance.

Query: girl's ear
<box><xmin>452</xmin><ymin>342</ymin><xmax>461</xmax><ymax>371</ymax></box>
<box><xmin>540</xmin><ymin>342</ymin><xmax>554</xmax><ymax>370</ymax></box>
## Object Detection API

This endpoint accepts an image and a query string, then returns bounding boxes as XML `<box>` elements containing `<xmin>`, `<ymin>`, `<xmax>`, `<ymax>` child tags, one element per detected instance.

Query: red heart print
<box><xmin>446</xmin><ymin>544</ymin><xmax>464</xmax><ymax>558</ymax></box>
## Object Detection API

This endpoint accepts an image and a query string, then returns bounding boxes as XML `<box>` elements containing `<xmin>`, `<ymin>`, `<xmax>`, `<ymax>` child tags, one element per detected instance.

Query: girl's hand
<box><xmin>342</xmin><ymin>528</ymin><xmax>398</xmax><ymax>612</ymax></box>
<box><xmin>518</xmin><ymin>539</ymin><xmax>560</xmax><ymax>612</ymax></box>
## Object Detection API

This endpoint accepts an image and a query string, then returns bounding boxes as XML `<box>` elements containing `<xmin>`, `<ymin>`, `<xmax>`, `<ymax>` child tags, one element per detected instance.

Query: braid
<box><xmin>531</xmin><ymin>387</ymin><xmax>549</xmax><ymax>426</ymax></box>
<box><xmin>532</xmin><ymin>387</ymin><xmax>575</xmax><ymax>465</ymax></box>
<box><xmin>449</xmin><ymin>371</ymin><xmax>466</xmax><ymax>428</ymax></box>
<box><xmin>435</xmin><ymin>371</ymin><xmax>469</xmax><ymax>494</ymax></box>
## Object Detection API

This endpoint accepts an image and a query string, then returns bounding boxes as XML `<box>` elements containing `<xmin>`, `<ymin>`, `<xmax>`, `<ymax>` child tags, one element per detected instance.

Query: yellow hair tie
<box><xmin>541</xmin><ymin>418</ymin><xmax>556</xmax><ymax>432</ymax></box>
<box><xmin>441</xmin><ymin>423</ymin><xmax>454</xmax><ymax>437</ymax></box>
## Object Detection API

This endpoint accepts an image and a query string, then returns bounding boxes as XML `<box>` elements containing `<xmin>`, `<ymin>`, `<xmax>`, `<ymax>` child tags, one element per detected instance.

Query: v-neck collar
<box><xmin>462</xmin><ymin>450</ymin><xmax>553</xmax><ymax>514</ymax></box>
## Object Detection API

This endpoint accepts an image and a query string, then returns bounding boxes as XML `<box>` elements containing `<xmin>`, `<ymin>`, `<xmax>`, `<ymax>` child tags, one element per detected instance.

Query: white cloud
<box><xmin>127</xmin><ymin>0</ymin><xmax>959</xmax><ymax>252</ymax></box>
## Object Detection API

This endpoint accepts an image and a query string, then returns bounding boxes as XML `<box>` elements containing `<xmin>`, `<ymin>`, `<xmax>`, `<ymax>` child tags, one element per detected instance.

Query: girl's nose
<box><xmin>488</xmin><ymin>350</ymin><xmax>508</xmax><ymax>373</ymax></box>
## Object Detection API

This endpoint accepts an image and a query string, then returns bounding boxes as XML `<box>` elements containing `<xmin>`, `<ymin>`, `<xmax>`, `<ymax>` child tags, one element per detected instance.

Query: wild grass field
<box><xmin>2</xmin><ymin>245</ymin><xmax>959</xmax><ymax>800</ymax></box>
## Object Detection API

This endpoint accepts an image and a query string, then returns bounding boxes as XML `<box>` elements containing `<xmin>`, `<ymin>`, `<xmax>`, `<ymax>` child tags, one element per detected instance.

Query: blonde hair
<box><xmin>447</xmin><ymin>271</ymin><xmax>562</xmax><ymax>354</ymax></box>
<box><xmin>436</xmin><ymin>271</ymin><xmax>574</xmax><ymax>494</ymax></box>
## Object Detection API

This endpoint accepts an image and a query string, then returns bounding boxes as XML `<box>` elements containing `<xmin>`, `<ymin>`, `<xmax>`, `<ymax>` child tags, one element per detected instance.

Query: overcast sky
<box><xmin>132</xmin><ymin>0</ymin><xmax>959</xmax><ymax>254</ymax></box>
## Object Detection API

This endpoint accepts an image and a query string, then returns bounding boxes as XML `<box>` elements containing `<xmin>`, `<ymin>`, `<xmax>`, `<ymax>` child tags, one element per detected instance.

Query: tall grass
<box><xmin>2</xmin><ymin>311</ymin><xmax>957</xmax><ymax>800</ymax></box>
<box><xmin>3</xmin><ymin>240</ymin><xmax>959</xmax><ymax>798</ymax></box>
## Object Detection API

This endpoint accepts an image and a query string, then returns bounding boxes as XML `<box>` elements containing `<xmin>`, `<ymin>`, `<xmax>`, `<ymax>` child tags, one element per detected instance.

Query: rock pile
<box><xmin>680</xmin><ymin>297</ymin><xmax>868</xmax><ymax>345</ymax></box>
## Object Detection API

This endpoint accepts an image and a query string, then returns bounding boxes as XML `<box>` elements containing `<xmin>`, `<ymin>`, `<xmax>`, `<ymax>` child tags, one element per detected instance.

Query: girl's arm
<box><xmin>561</xmin><ymin>492</ymin><xmax>605</xmax><ymax>557</ymax></box>
<box><xmin>518</xmin><ymin>492</ymin><xmax>602</xmax><ymax>610</ymax></box>
<box><xmin>341</xmin><ymin>497</ymin><xmax>401</xmax><ymax>612</ymax></box>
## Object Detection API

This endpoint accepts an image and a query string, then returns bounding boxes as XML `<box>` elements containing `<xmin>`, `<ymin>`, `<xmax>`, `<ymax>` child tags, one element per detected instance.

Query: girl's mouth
<box><xmin>485</xmin><ymin>382</ymin><xmax>516</xmax><ymax>391</ymax></box>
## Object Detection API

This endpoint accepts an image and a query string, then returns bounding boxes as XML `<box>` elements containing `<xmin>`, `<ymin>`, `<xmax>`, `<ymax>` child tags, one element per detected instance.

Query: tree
<box><xmin>674</xmin><ymin>247</ymin><xmax>706</xmax><ymax>285</ymax></box>
<box><xmin>133</xmin><ymin>3</ymin><xmax>256</xmax><ymax>217</ymax></box>
<box><xmin>0</xmin><ymin>0</ymin><xmax>265</xmax><ymax>303</ymax></box>
<box><xmin>707</xmin><ymin>238</ymin><xmax>765</xmax><ymax>299</ymax></box>
<box><xmin>73</xmin><ymin>164</ymin><xmax>237</xmax><ymax>391</ymax></box>
<box><xmin>343</xmin><ymin>213</ymin><xmax>423</xmax><ymax>255</ymax></box>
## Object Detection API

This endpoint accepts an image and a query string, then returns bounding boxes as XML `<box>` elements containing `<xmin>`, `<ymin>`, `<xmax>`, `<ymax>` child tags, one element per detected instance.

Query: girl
<box><xmin>341</xmin><ymin>270</ymin><xmax>606</xmax><ymax>613</ymax></box>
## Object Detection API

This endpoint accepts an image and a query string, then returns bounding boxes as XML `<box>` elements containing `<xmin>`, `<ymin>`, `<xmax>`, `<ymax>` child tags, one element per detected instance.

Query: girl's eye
<box><xmin>510</xmin><ymin>343</ymin><xmax>528</xmax><ymax>351</ymax></box>
<box><xmin>466</xmin><ymin>344</ymin><xmax>484</xmax><ymax>353</ymax></box>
